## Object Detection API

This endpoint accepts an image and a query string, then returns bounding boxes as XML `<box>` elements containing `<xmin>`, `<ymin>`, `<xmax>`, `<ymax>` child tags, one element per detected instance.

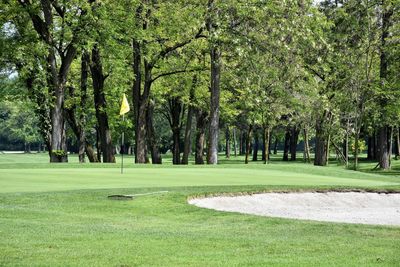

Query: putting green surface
<box><xmin>1</xmin><ymin>154</ymin><xmax>400</xmax><ymax>266</ymax></box>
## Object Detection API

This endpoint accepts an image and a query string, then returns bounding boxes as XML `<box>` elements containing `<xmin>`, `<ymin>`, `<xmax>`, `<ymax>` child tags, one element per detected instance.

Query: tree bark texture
<box><xmin>252</xmin><ymin>130</ymin><xmax>259</xmax><ymax>161</ymax></box>
<box><xmin>169</xmin><ymin>97</ymin><xmax>183</xmax><ymax>165</ymax></box>
<box><xmin>283</xmin><ymin>129</ymin><xmax>290</xmax><ymax>161</ymax></box>
<box><xmin>314</xmin><ymin>111</ymin><xmax>331</xmax><ymax>166</ymax></box>
<box><xmin>290</xmin><ymin>127</ymin><xmax>300</xmax><ymax>161</ymax></box>
<box><xmin>207</xmin><ymin>0</ymin><xmax>221</xmax><ymax>165</ymax></box>
<box><xmin>181</xmin><ymin>76</ymin><xmax>197</xmax><ymax>164</ymax></box>
<box><xmin>263</xmin><ymin>127</ymin><xmax>270</xmax><ymax>164</ymax></box>
<box><xmin>245</xmin><ymin>125</ymin><xmax>252</xmax><ymax>164</ymax></box>
<box><xmin>147</xmin><ymin>100</ymin><xmax>162</xmax><ymax>164</ymax></box>
<box><xmin>377</xmin><ymin>1</ymin><xmax>393</xmax><ymax>169</ymax></box>
<box><xmin>91</xmin><ymin>45</ymin><xmax>115</xmax><ymax>163</ymax></box>
<box><xmin>225</xmin><ymin>126</ymin><xmax>231</xmax><ymax>159</ymax></box>
<box><xmin>195</xmin><ymin>110</ymin><xmax>207</xmax><ymax>164</ymax></box>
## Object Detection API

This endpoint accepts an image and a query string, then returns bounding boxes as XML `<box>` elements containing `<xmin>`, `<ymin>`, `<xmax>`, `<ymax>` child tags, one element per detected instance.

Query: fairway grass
<box><xmin>1</xmin><ymin>154</ymin><xmax>400</xmax><ymax>266</ymax></box>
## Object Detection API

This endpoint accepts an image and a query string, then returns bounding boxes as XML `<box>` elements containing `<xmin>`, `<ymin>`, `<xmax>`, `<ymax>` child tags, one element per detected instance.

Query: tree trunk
<box><xmin>283</xmin><ymin>129</ymin><xmax>290</xmax><ymax>161</ymax></box>
<box><xmin>233</xmin><ymin>127</ymin><xmax>237</xmax><ymax>157</ymax></box>
<box><xmin>78</xmin><ymin>51</ymin><xmax>89</xmax><ymax>163</ymax></box>
<box><xmin>314</xmin><ymin>113</ymin><xmax>330</xmax><ymax>166</ymax></box>
<box><xmin>354</xmin><ymin>131</ymin><xmax>359</xmax><ymax>170</ymax></box>
<box><xmin>181</xmin><ymin>110</ymin><xmax>194</xmax><ymax>164</ymax></box>
<box><xmin>132</xmin><ymin>39</ymin><xmax>142</xmax><ymax>163</ymax></box>
<box><xmin>181</xmin><ymin>75</ymin><xmax>197</xmax><ymax>164</ymax></box>
<box><xmin>240</xmin><ymin>131</ymin><xmax>246</xmax><ymax>155</ymax></box>
<box><xmin>96</xmin><ymin>126</ymin><xmax>101</xmax><ymax>162</ymax></box>
<box><xmin>147</xmin><ymin>100</ymin><xmax>162</xmax><ymax>164</ymax></box>
<box><xmin>303</xmin><ymin>128</ymin><xmax>310</xmax><ymax>163</ymax></box>
<box><xmin>135</xmin><ymin>62</ymin><xmax>153</xmax><ymax>164</ymax></box>
<box><xmin>245</xmin><ymin>125</ymin><xmax>252</xmax><ymax>164</ymax></box>
<box><xmin>91</xmin><ymin>45</ymin><xmax>115</xmax><ymax>163</ymax></box>
<box><xmin>395</xmin><ymin>128</ymin><xmax>400</xmax><ymax>160</ymax></box>
<box><xmin>252</xmin><ymin>130</ymin><xmax>259</xmax><ymax>161</ymax></box>
<box><xmin>262</xmin><ymin>129</ymin><xmax>266</xmax><ymax>162</ymax></box>
<box><xmin>207</xmin><ymin>0</ymin><xmax>221</xmax><ymax>165</ymax></box>
<box><xmin>273</xmin><ymin>137</ymin><xmax>278</xmax><ymax>155</ymax></box>
<box><xmin>377</xmin><ymin>126</ymin><xmax>390</xmax><ymax>169</ymax></box>
<box><xmin>225</xmin><ymin>126</ymin><xmax>231</xmax><ymax>159</ymax></box>
<box><xmin>290</xmin><ymin>127</ymin><xmax>300</xmax><ymax>161</ymax></box>
<box><xmin>263</xmin><ymin>127</ymin><xmax>270</xmax><ymax>164</ymax></box>
<box><xmin>377</xmin><ymin>1</ymin><xmax>393</xmax><ymax>169</ymax></box>
<box><xmin>85</xmin><ymin>144</ymin><xmax>98</xmax><ymax>163</ymax></box>
<box><xmin>195</xmin><ymin>110</ymin><xmax>207</xmax><ymax>164</ymax></box>
<box><xmin>168</xmin><ymin>97</ymin><xmax>183</xmax><ymax>165</ymax></box>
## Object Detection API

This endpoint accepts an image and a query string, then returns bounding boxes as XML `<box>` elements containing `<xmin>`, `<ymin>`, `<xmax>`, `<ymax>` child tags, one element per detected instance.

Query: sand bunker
<box><xmin>189</xmin><ymin>192</ymin><xmax>400</xmax><ymax>226</ymax></box>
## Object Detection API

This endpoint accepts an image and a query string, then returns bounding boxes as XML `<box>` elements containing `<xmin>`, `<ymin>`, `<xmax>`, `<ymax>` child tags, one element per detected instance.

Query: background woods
<box><xmin>0</xmin><ymin>0</ymin><xmax>399</xmax><ymax>169</ymax></box>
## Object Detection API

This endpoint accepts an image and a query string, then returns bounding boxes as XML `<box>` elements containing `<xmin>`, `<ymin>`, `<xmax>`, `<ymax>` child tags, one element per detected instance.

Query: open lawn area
<box><xmin>1</xmin><ymin>153</ymin><xmax>400</xmax><ymax>266</ymax></box>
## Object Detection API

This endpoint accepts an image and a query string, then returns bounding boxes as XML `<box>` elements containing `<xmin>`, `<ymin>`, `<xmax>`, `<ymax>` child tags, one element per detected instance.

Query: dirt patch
<box><xmin>189</xmin><ymin>192</ymin><xmax>400</xmax><ymax>226</ymax></box>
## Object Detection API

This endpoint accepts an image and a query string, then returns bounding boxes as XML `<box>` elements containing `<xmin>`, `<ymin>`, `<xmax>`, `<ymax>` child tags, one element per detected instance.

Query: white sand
<box><xmin>189</xmin><ymin>192</ymin><xmax>400</xmax><ymax>226</ymax></box>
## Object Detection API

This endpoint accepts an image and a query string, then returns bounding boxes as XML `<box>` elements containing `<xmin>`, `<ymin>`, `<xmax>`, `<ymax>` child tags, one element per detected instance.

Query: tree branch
<box><xmin>151</xmin><ymin>27</ymin><xmax>205</xmax><ymax>66</ymax></box>
<box><xmin>151</xmin><ymin>67</ymin><xmax>206</xmax><ymax>83</ymax></box>
<box><xmin>304</xmin><ymin>65</ymin><xmax>325</xmax><ymax>81</ymax></box>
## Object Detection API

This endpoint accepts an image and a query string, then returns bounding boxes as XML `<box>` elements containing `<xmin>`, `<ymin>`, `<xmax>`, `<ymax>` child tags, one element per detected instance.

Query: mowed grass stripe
<box><xmin>0</xmin><ymin>166</ymin><xmax>397</xmax><ymax>193</ymax></box>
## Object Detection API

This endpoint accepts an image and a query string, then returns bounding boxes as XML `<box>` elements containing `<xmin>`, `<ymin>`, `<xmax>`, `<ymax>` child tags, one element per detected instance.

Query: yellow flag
<box><xmin>119</xmin><ymin>93</ymin><xmax>130</xmax><ymax>115</ymax></box>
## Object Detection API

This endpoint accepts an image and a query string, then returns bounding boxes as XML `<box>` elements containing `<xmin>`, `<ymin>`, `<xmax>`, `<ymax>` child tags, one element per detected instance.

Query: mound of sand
<box><xmin>189</xmin><ymin>192</ymin><xmax>400</xmax><ymax>226</ymax></box>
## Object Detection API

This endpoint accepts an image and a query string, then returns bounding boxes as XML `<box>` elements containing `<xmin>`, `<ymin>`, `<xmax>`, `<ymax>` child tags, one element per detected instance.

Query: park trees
<box><xmin>1</xmin><ymin>0</ymin><xmax>399</xmax><ymax>169</ymax></box>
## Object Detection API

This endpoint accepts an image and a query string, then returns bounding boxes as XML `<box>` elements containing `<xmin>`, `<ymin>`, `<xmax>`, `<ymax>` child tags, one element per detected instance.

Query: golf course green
<box><xmin>1</xmin><ymin>153</ymin><xmax>399</xmax><ymax>266</ymax></box>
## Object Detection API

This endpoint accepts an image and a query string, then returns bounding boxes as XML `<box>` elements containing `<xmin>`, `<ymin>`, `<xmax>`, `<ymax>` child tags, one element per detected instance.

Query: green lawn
<box><xmin>1</xmin><ymin>153</ymin><xmax>400</xmax><ymax>266</ymax></box>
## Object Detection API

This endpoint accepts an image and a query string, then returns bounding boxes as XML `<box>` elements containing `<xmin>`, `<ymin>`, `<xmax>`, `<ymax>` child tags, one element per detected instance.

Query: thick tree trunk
<box><xmin>245</xmin><ymin>125</ymin><xmax>252</xmax><ymax>164</ymax></box>
<box><xmin>136</xmin><ymin>100</ymin><xmax>148</xmax><ymax>163</ymax></box>
<box><xmin>135</xmin><ymin>63</ymin><xmax>152</xmax><ymax>164</ymax></box>
<box><xmin>377</xmin><ymin>126</ymin><xmax>390</xmax><ymax>169</ymax></box>
<box><xmin>78</xmin><ymin>51</ymin><xmax>89</xmax><ymax>163</ymax></box>
<box><xmin>181</xmin><ymin>109</ymin><xmax>194</xmax><ymax>164</ymax></box>
<box><xmin>207</xmin><ymin>0</ymin><xmax>221</xmax><ymax>165</ymax></box>
<box><xmin>132</xmin><ymin>39</ymin><xmax>142</xmax><ymax>163</ymax></box>
<box><xmin>147</xmin><ymin>100</ymin><xmax>162</xmax><ymax>164</ymax></box>
<box><xmin>168</xmin><ymin>97</ymin><xmax>183</xmax><ymax>165</ymax></box>
<box><xmin>85</xmin><ymin>144</ymin><xmax>98</xmax><ymax>163</ymax></box>
<box><xmin>91</xmin><ymin>46</ymin><xmax>115</xmax><ymax>163</ymax></box>
<box><xmin>49</xmin><ymin>86</ymin><xmax>68</xmax><ymax>162</ymax></box>
<box><xmin>225</xmin><ymin>126</ymin><xmax>231</xmax><ymax>159</ymax></box>
<box><xmin>377</xmin><ymin>2</ymin><xmax>393</xmax><ymax>169</ymax></box>
<box><xmin>290</xmin><ymin>127</ymin><xmax>300</xmax><ymax>161</ymax></box>
<box><xmin>207</xmin><ymin>45</ymin><xmax>221</xmax><ymax>164</ymax></box>
<box><xmin>181</xmin><ymin>75</ymin><xmax>197</xmax><ymax>164</ymax></box>
<box><xmin>283</xmin><ymin>129</ymin><xmax>290</xmax><ymax>161</ymax></box>
<box><xmin>195</xmin><ymin>110</ymin><xmax>207</xmax><ymax>164</ymax></box>
<box><xmin>314</xmin><ymin>111</ymin><xmax>331</xmax><ymax>166</ymax></box>
<box><xmin>252</xmin><ymin>130</ymin><xmax>259</xmax><ymax>161</ymax></box>
<box><xmin>64</xmin><ymin>86</ymin><xmax>98</xmax><ymax>163</ymax></box>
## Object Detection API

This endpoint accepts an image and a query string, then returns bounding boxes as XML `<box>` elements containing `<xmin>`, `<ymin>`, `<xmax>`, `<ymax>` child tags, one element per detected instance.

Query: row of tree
<box><xmin>0</xmin><ymin>0</ymin><xmax>399</xmax><ymax>169</ymax></box>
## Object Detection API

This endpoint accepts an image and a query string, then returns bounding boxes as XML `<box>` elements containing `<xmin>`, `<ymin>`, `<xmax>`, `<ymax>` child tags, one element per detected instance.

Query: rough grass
<box><xmin>0</xmin><ymin>153</ymin><xmax>400</xmax><ymax>266</ymax></box>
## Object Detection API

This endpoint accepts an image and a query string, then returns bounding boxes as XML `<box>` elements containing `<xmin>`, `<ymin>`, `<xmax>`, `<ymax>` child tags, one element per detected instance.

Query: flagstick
<box><xmin>121</xmin><ymin>114</ymin><xmax>124</xmax><ymax>174</ymax></box>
